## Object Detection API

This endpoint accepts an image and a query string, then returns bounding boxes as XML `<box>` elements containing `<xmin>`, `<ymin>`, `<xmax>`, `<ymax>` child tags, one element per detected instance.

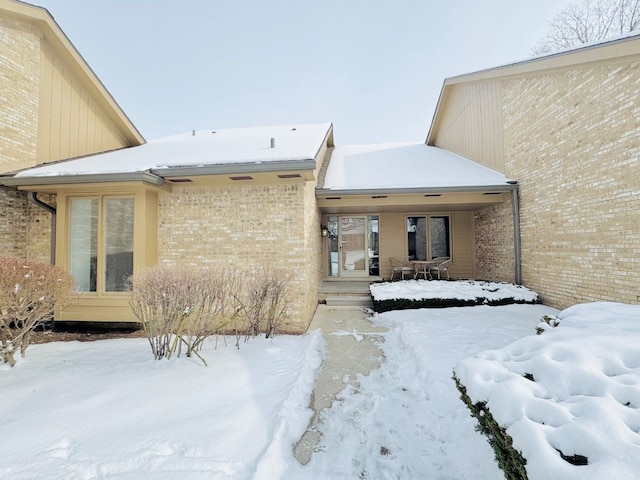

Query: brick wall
<box><xmin>0</xmin><ymin>16</ymin><xmax>39</xmax><ymax>173</ymax></box>
<box><xmin>0</xmin><ymin>187</ymin><xmax>28</xmax><ymax>258</ymax></box>
<box><xmin>0</xmin><ymin>16</ymin><xmax>42</xmax><ymax>261</ymax></box>
<box><xmin>157</xmin><ymin>182</ymin><xmax>319</xmax><ymax>333</ymax></box>
<box><xmin>501</xmin><ymin>61</ymin><xmax>640</xmax><ymax>308</ymax></box>
<box><xmin>474</xmin><ymin>197</ymin><xmax>515</xmax><ymax>283</ymax></box>
<box><xmin>25</xmin><ymin>194</ymin><xmax>56</xmax><ymax>263</ymax></box>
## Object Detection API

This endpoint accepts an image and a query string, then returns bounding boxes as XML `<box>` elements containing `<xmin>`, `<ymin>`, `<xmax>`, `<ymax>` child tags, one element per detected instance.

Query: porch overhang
<box><xmin>316</xmin><ymin>183</ymin><xmax>518</xmax><ymax>213</ymax></box>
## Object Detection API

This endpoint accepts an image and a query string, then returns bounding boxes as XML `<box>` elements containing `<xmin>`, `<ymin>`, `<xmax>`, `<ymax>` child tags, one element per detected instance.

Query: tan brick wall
<box><xmin>0</xmin><ymin>16</ymin><xmax>39</xmax><ymax>173</ymax></box>
<box><xmin>25</xmin><ymin>194</ymin><xmax>56</xmax><ymax>263</ymax></box>
<box><xmin>474</xmin><ymin>198</ymin><xmax>515</xmax><ymax>283</ymax></box>
<box><xmin>502</xmin><ymin>61</ymin><xmax>640</xmax><ymax>308</ymax></box>
<box><xmin>0</xmin><ymin>16</ymin><xmax>44</xmax><ymax>262</ymax></box>
<box><xmin>158</xmin><ymin>182</ymin><xmax>318</xmax><ymax>333</ymax></box>
<box><xmin>0</xmin><ymin>187</ymin><xmax>28</xmax><ymax>258</ymax></box>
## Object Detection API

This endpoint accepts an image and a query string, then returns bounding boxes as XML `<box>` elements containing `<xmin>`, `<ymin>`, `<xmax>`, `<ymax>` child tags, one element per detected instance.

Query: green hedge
<box><xmin>454</xmin><ymin>374</ymin><xmax>529</xmax><ymax>480</ymax></box>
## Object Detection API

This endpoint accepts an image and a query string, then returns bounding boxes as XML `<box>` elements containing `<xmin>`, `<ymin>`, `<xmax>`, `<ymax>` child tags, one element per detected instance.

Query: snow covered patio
<box><xmin>1</xmin><ymin>281</ymin><xmax>639</xmax><ymax>479</ymax></box>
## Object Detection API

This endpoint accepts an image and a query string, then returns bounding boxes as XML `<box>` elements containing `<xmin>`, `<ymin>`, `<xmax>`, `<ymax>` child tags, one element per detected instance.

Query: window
<box><xmin>407</xmin><ymin>215</ymin><xmax>451</xmax><ymax>260</ymax></box>
<box><xmin>69</xmin><ymin>197</ymin><xmax>134</xmax><ymax>293</ymax></box>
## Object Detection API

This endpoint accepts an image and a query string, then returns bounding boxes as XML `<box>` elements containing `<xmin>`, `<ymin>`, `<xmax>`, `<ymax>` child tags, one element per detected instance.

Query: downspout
<box><xmin>510</xmin><ymin>184</ymin><xmax>522</xmax><ymax>285</ymax></box>
<box><xmin>28</xmin><ymin>192</ymin><xmax>56</xmax><ymax>265</ymax></box>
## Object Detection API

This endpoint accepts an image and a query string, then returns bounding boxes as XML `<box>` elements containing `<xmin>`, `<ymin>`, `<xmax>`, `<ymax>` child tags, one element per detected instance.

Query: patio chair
<box><xmin>389</xmin><ymin>257</ymin><xmax>414</xmax><ymax>280</ymax></box>
<box><xmin>429</xmin><ymin>257</ymin><xmax>451</xmax><ymax>280</ymax></box>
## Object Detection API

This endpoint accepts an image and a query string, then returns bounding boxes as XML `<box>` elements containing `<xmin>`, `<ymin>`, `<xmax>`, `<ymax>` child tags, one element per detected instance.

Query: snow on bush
<box><xmin>370</xmin><ymin>280</ymin><xmax>540</xmax><ymax>312</ymax></box>
<box><xmin>454</xmin><ymin>302</ymin><xmax>640</xmax><ymax>480</ymax></box>
<box><xmin>0</xmin><ymin>256</ymin><xmax>78</xmax><ymax>366</ymax></box>
<box><xmin>128</xmin><ymin>266</ymin><xmax>291</xmax><ymax>365</ymax></box>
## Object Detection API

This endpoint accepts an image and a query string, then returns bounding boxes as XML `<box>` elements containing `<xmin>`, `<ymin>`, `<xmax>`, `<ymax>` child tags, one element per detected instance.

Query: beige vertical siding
<box><xmin>377</xmin><ymin>211</ymin><xmax>476</xmax><ymax>280</ymax></box>
<box><xmin>37</xmin><ymin>41</ymin><xmax>129</xmax><ymax>164</ymax></box>
<box><xmin>431</xmin><ymin>82</ymin><xmax>505</xmax><ymax>172</ymax></box>
<box><xmin>54</xmin><ymin>185</ymin><xmax>160</xmax><ymax>323</ymax></box>
<box><xmin>451</xmin><ymin>211</ymin><xmax>476</xmax><ymax>279</ymax></box>
<box><xmin>378</xmin><ymin>212</ymin><xmax>407</xmax><ymax>279</ymax></box>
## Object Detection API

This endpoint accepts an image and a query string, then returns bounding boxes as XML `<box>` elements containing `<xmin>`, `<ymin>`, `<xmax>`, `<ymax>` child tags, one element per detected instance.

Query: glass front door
<box><xmin>326</xmin><ymin>215</ymin><xmax>379</xmax><ymax>278</ymax></box>
<box><xmin>340</xmin><ymin>216</ymin><xmax>367</xmax><ymax>277</ymax></box>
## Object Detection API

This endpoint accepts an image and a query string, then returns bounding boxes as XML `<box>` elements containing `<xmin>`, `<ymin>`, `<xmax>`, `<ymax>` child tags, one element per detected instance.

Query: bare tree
<box><xmin>533</xmin><ymin>0</ymin><xmax>640</xmax><ymax>55</ymax></box>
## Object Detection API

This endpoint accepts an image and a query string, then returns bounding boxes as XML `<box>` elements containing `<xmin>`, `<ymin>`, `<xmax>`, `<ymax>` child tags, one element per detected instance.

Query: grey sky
<box><xmin>34</xmin><ymin>0</ymin><xmax>573</xmax><ymax>143</ymax></box>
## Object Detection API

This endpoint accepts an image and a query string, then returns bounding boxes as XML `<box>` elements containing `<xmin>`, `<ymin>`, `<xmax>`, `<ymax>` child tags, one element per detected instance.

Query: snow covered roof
<box><xmin>8</xmin><ymin>123</ymin><xmax>332</xmax><ymax>183</ymax></box>
<box><xmin>319</xmin><ymin>143</ymin><xmax>514</xmax><ymax>193</ymax></box>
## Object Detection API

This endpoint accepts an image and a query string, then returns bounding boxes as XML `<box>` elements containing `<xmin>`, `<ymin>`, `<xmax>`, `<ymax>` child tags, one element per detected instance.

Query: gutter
<box><xmin>28</xmin><ymin>192</ymin><xmax>56</xmax><ymax>264</ymax></box>
<box><xmin>1</xmin><ymin>171</ymin><xmax>165</xmax><ymax>187</ymax></box>
<box><xmin>316</xmin><ymin>183</ymin><xmax>517</xmax><ymax>197</ymax></box>
<box><xmin>150</xmin><ymin>159</ymin><xmax>317</xmax><ymax>177</ymax></box>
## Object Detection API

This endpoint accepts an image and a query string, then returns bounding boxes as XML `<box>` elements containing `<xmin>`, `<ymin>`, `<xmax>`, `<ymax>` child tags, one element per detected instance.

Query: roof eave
<box><xmin>0</xmin><ymin>171</ymin><xmax>164</xmax><ymax>187</ymax></box>
<box><xmin>151</xmin><ymin>159</ymin><xmax>317</xmax><ymax>177</ymax></box>
<box><xmin>316</xmin><ymin>183</ymin><xmax>518</xmax><ymax>197</ymax></box>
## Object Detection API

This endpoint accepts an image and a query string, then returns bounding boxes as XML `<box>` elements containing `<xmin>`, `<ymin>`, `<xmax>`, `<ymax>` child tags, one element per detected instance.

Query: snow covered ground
<box><xmin>2</xmin><ymin>284</ymin><xmax>636</xmax><ymax>479</ymax></box>
<box><xmin>455</xmin><ymin>302</ymin><xmax>640</xmax><ymax>480</ymax></box>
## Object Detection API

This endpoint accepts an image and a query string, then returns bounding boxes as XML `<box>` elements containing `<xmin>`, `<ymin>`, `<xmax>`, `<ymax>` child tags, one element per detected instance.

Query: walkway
<box><xmin>293</xmin><ymin>304</ymin><xmax>387</xmax><ymax>464</ymax></box>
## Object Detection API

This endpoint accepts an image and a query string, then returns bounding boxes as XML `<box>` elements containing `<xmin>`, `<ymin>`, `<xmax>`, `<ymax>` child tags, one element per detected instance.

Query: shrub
<box><xmin>0</xmin><ymin>256</ymin><xmax>78</xmax><ymax>367</ymax></box>
<box><xmin>128</xmin><ymin>266</ymin><xmax>291</xmax><ymax>365</ymax></box>
<box><xmin>243</xmin><ymin>270</ymin><xmax>291</xmax><ymax>340</ymax></box>
<box><xmin>372</xmin><ymin>295</ymin><xmax>540</xmax><ymax>313</ymax></box>
<box><xmin>453</xmin><ymin>374</ymin><xmax>529</xmax><ymax>480</ymax></box>
<box><xmin>535</xmin><ymin>314</ymin><xmax>560</xmax><ymax>335</ymax></box>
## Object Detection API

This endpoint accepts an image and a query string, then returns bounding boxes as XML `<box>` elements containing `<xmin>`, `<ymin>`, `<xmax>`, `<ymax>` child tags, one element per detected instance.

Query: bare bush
<box><xmin>128</xmin><ymin>266</ymin><xmax>292</xmax><ymax>364</ymax></box>
<box><xmin>128</xmin><ymin>266</ymin><xmax>247</xmax><ymax>364</ymax></box>
<box><xmin>0</xmin><ymin>256</ymin><xmax>78</xmax><ymax>367</ymax></box>
<box><xmin>243</xmin><ymin>270</ymin><xmax>291</xmax><ymax>341</ymax></box>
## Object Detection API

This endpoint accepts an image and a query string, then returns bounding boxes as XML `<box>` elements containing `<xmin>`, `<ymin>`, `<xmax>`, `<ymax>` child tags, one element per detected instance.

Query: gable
<box><xmin>0</xmin><ymin>0</ymin><xmax>143</xmax><ymax>174</ymax></box>
<box><xmin>428</xmin><ymin>81</ymin><xmax>505</xmax><ymax>172</ymax></box>
<box><xmin>427</xmin><ymin>33</ymin><xmax>640</xmax><ymax>174</ymax></box>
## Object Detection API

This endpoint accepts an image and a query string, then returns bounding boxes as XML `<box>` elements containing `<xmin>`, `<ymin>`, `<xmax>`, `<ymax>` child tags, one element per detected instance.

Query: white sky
<box><xmin>35</xmin><ymin>0</ymin><xmax>574</xmax><ymax>143</ymax></box>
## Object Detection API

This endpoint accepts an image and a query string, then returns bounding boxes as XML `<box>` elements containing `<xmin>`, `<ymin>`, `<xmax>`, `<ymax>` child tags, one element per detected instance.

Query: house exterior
<box><xmin>2</xmin><ymin>0</ymin><xmax>638</xmax><ymax>332</ymax></box>
<box><xmin>428</xmin><ymin>32</ymin><xmax>640</xmax><ymax>309</ymax></box>
<box><xmin>2</xmin><ymin>124</ymin><xmax>334</xmax><ymax>332</ymax></box>
<box><xmin>316</xmin><ymin>143</ymin><xmax>518</xmax><ymax>282</ymax></box>
<box><xmin>0</xmin><ymin>0</ymin><xmax>143</xmax><ymax>262</ymax></box>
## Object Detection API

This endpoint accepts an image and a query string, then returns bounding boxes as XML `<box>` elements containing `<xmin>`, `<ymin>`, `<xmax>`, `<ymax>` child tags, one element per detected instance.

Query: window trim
<box><xmin>67</xmin><ymin>194</ymin><xmax>135</xmax><ymax>295</ymax></box>
<box><xmin>406</xmin><ymin>213</ymin><xmax>453</xmax><ymax>261</ymax></box>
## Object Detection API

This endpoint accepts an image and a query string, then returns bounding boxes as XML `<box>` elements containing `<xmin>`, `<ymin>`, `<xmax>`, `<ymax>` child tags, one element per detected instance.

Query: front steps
<box><xmin>319</xmin><ymin>281</ymin><xmax>374</xmax><ymax>307</ymax></box>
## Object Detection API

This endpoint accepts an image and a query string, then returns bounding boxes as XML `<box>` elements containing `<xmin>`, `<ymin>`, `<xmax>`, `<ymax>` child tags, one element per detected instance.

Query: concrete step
<box><xmin>324</xmin><ymin>295</ymin><xmax>373</xmax><ymax>307</ymax></box>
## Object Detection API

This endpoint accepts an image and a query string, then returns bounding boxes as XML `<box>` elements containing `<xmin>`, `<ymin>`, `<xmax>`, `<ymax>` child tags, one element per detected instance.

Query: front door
<box><xmin>339</xmin><ymin>216</ymin><xmax>368</xmax><ymax>277</ymax></box>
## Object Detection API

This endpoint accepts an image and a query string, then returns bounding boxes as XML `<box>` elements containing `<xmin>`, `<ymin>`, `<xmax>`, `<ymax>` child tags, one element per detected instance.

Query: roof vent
<box><xmin>270</xmin><ymin>138</ymin><xmax>276</xmax><ymax>148</ymax></box>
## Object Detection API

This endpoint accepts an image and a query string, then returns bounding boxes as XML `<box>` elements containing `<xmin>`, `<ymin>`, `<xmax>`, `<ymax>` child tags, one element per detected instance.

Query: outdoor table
<box><xmin>410</xmin><ymin>260</ymin><xmax>437</xmax><ymax>279</ymax></box>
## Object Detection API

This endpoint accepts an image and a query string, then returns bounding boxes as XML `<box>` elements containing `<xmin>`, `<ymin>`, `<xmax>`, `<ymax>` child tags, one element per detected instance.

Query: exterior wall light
<box><xmin>321</xmin><ymin>225</ymin><xmax>329</xmax><ymax>237</ymax></box>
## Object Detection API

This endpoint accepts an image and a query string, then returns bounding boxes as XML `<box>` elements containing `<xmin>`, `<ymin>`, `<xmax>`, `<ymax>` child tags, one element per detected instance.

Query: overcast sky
<box><xmin>34</xmin><ymin>0</ymin><xmax>574</xmax><ymax>144</ymax></box>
